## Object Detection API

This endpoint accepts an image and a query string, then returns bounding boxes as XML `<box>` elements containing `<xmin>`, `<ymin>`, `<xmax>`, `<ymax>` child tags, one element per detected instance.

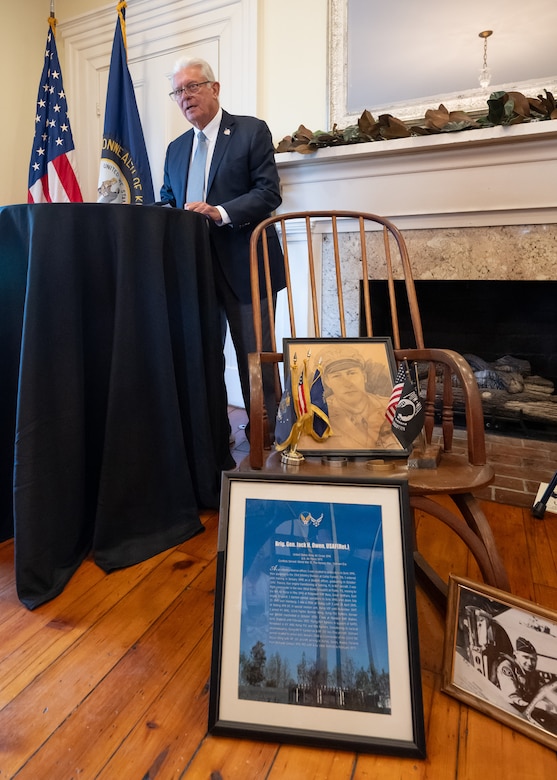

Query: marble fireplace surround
<box><xmin>274</xmin><ymin>121</ymin><xmax>557</xmax><ymax>339</ymax></box>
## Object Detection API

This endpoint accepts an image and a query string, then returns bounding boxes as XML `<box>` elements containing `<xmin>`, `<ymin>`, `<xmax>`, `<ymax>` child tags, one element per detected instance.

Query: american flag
<box><xmin>28</xmin><ymin>19</ymin><xmax>83</xmax><ymax>203</ymax></box>
<box><xmin>297</xmin><ymin>368</ymin><xmax>309</xmax><ymax>416</ymax></box>
<box><xmin>385</xmin><ymin>362</ymin><xmax>407</xmax><ymax>424</ymax></box>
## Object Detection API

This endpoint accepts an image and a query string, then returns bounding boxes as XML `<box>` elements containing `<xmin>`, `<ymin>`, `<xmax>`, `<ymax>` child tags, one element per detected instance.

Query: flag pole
<box><xmin>49</xmin><ymin>1</ymin><xmax>56</xmax><ymax>35</ymax></box>
<box><xmin>282</xmin><ymin>353</ymin><xmax>305</xmax><ymax>466</ymax></box>
<box><xmin>413</xmin><ymin>360</ymin><xmax>428</xmax><ymax>454</ymax></box>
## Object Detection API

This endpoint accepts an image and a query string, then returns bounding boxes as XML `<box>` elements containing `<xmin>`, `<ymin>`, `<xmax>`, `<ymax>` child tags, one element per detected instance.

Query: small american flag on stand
<box><xmin>385</xmin><ymin>362</ymin><xmax>407</xmax><ymax>424</ymax></box>
<box><xmin>28</xmin><ymin>16</ymin><xmax>83</xmax><ymax>203</ymax></box>
<box><xmin>296</xmin><ymin>368</ymin><xmax>309</xmax><ymax>417</ymax></box>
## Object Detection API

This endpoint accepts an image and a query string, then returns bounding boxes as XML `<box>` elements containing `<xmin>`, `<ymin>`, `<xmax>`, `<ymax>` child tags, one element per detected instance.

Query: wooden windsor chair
<box><xmin>242</xmin><ymin>210</ymin><xmax>509</xmax><ymax>606</ymax></box>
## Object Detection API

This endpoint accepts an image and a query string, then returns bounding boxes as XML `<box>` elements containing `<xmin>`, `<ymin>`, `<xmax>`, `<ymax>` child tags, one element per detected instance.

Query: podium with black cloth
<box><xmin>0</xmin><ymin>203</ymin><xmax>234</xmax><ymax>609</ymax></box>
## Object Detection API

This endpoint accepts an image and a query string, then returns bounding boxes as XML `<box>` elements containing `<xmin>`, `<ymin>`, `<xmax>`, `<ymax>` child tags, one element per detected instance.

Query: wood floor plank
<box><xmin>415</xmin><ymin>588</ymin><xmax>447</xmax><ymax>676</ymax></box>
<box><xmin>414</xmin><ymin>507</ymin><xmax>471</xmax><ymax>586</ymax></box>
<box><xmin>416</xmin><ymin>672</ymin><xmax>461</xmax><ymax>779</ymax></box>
<box><xmin>533</xmin><ymin>583</ymin><xmax>557</xmax><ymax>612</ymax></box>
<box><xmin>0</xmin><ymin>550</ymin><xmax>188</xmax><ymax>708</ymax></box>
<box><xmin>0</xmin><ymin>548</ymin><xmax>212</xmax><ymax>777</ymax></box>
<box><xmin>457</xmin><ymin>704</ymin><xmax>557</xmax><ymax>780</ymax></box>
<box><xmin>268</xmin><ymin>744</ymin><xmax>355</xmax><ymax>779</ymax></box>
<box><xmin>13</xmin><ymin>588</ymin><xmax>215</xmax><ymax>779</ymax></box>
<box><xmin>95</xmin><ymin>629</ymin><xmax>213</xmax><ymax>779</ymax></box>
<box><xmin>176</xmin><ymin>510</ymin><xmax>220</xmax><ymax>563</ymax></box>
<box><xmin>539</xmin><ymin>510</ymin><xmax>557</xmax><ymax>577</ymax></box>
<box><xmin>523</xmin><ymin>508</ymin><xmax>557</xmax><ymax>590</ymax></box>
<box><xmin>352</xmin><ymin>669</ymin><xmax>436</xmax><ymax>779</ymax></box>
<box><xmin>482</xmin><ymin>500</ymin><xmax>535</xmax><ymax>600</ymax></box>
<box><xmin>0</xmin><ymin>538</ymin><xmax>15</xmax><ymax>593</ymax></box>
<box><xmin>0</xmin><ymin>558</ymin><xmax>107</xmax><ymax>658</ymax></box>
<box><xmin>182</xmin><ymin>734</ymin><xmax>279</xmax><ymax>779</ymax></box>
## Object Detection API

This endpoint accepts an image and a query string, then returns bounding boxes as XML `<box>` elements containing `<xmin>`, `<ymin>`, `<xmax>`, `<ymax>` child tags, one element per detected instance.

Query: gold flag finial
<box><xmin>116</xmin><ymin>1</ymin><xmax>128</xmax><ymax>52</ymax></box>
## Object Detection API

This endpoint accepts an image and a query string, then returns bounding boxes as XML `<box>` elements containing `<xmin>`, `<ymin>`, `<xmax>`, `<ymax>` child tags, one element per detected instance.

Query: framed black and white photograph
<box><xmin>443</xmin><ymin>575</ymin><xmax>557</xmax><ymax>751</ymax></box>
<box><xmin>209</xmin><ymin>471</ymin><xmax>425</xmax><ymax>757</ymax></box>
<box><xmin>281</xmin><ymin>337</ymin><xmax>409</xmax><ymax>458</ymax></box>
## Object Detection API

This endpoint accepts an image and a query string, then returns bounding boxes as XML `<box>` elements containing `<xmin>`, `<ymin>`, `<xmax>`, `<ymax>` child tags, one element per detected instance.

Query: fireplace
<box><xmin>367</xmin><ymin>280</ymin><xmax>557</xmax><ymax>383</ymax></box>
<box><xmin>364</xmin><ymin>280</ymin><xmax>557</xmax><ymax>439</ymax></box>
<box><xmin>275</xmin><ymin>125</ymin><xmax>557</xmax><ymax>504</ymax></box>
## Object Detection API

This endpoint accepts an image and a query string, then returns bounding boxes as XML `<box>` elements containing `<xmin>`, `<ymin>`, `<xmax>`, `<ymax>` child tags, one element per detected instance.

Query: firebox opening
<box><xmin>363</xmin><ymin>280</ymin><xmax>557</xmax><ymax>439</ymax></box>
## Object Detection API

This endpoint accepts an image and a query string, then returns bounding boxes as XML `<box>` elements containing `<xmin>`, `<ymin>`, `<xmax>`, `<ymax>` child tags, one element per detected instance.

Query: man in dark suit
<box><xmin>160</xmin><ymin>57</ymin><xmax>284</xmax><ymax>435</ymax></box>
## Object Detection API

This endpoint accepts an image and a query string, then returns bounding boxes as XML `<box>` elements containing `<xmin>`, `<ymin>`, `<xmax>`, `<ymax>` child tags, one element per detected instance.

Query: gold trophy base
<box><xmin>281</xmin><ymin>448</ymin><xmax>305</xmax><ymax>466</ymax></box>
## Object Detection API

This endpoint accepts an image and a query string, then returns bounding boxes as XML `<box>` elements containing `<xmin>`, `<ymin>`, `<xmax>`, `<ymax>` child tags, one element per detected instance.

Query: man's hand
<box><xmin>185</xmin><ymin>202</ymin><xmax>221</xmax><ymax>221</ymax></box>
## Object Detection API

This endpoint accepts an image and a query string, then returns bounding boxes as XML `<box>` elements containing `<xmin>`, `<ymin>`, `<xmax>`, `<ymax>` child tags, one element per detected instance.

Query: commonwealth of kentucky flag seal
<box><xmin>97</xmin><ymin>2</ymin><xmax>154</xmax><ymax>205</ymax></box>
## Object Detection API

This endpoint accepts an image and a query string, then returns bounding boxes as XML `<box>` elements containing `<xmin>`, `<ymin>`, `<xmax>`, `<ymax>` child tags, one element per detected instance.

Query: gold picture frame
<box><xmin>442</xmin><ymin>575</ymin><xmax>557</xmax><ymax>751</ymax></box>
<box><xmin>282</xmin><ymin>337</ymin><xmax>409</xmax><ymax>458</ymax></box>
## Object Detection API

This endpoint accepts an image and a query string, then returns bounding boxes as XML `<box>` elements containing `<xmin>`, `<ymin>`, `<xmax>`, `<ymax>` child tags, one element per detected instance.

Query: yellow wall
<box><xmin>3</xmin><ymin>3</ymin><xmax>48</xmax><ymax>205</ymax></box>
<box><xmin>1</xmin><ymin>0</ymin><xmax>328</xmax><ymax>206</ymax></box>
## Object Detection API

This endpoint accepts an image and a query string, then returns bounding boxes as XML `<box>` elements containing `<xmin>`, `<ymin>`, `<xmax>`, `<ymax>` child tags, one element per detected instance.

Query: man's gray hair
<box><xmin>172</xmin><ymin>57</ymin><xmax>216</xmax><ymax>82</ymax></box>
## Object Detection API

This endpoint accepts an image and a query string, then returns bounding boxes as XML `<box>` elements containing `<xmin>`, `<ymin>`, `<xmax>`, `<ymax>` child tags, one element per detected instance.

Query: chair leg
<box><xmin>413</xmin><ymin>551</ymin><xmax>449</xmax><ymax>613</ymax></box>
<box><xmin>410</xmin><ymin>494</ymin><xmax>510</xmax><ymax>603</ymax></box>
<box><xmin>451</xmin><ymin>492</ymin><xmax>511</xmax><ymax>591</ymax></box>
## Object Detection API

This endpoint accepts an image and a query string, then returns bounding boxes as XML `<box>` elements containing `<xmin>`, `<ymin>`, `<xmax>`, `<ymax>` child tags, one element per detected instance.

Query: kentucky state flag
<box><xmin>97</xmin><ymin>2</ymin><xmax>154</xmax><ymax>204</ymax></box>
<box><xmin>309</xmin><ymin>365</ymin><xmax>332</xmax><ymax>441</ymax></box>
<box><xmin>275</xmin><ymin>358</ymin><xmax>332</xmax><ymax>451</ymax></box>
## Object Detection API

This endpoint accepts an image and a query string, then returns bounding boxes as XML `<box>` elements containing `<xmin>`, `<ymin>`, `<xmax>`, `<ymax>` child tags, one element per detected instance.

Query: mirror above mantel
<box><xmin>329</xmin><ymin>0</ymin><xmax>557</xmax><ymax>127</ymax></box>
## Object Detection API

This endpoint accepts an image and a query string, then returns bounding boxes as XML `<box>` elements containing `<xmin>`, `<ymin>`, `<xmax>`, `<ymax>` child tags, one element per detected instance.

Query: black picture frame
<box><xmin>443</xmin><ymin>575</ymin><xmax>557</xmax><ymax>751</ymax></box>
<box><xmin>209</xmin><ymin>471</ymin><xmax>426</xmax><ymax>757</ymax></box>
<box><xmin>282</xmin><ymin>336</ymin><xmax>409</xmax><ymax>458</ymax></box>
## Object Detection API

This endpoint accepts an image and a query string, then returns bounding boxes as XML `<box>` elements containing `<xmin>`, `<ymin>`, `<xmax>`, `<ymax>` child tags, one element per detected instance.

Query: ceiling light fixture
<box><xmin>478</xmin><ymin>30</ymin><xmax>493</xmax><ymax>89</ymax></box>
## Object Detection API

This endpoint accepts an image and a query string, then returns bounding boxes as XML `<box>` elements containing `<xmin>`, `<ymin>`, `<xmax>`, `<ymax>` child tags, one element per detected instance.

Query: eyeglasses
<box><xmin>168</xmin><ymin>81</ymin><xmax>212</xmax><ymax>100</ymax></box>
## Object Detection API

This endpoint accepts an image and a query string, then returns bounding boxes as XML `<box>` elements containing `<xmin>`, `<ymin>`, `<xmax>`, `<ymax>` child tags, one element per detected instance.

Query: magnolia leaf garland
<box><xmin>276</xmin><ymin>90</ymin><xmax>557</xmax><ymax>153</ymax></box>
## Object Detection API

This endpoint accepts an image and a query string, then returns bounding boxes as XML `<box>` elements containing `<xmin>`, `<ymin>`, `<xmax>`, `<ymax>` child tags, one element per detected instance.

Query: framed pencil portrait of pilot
<box><xmin>280</xmin><ymin>337</ymin><xmax>411</xmax><ymax>459</ymax></box>
<box><xmin>209</xmin><ymin>471</ymin><xmax>426</xmax><ymax>757</ymax></box>
<box><xmin>442</xmin><ymin>575</ymin><xmax>557</xmax><ymax>751</ymax></box>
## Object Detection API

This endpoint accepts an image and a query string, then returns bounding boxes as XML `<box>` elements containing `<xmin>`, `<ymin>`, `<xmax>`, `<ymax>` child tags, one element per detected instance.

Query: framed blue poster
<box><xmin>209</xmin><ymin>471</ymin><xmax>425</xmax><ymax>757</ymax></box>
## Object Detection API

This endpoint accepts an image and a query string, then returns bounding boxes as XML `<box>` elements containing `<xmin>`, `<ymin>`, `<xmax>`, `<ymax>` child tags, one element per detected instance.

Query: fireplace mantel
<box><xmin>273</xmin><ymin>120</ymin><xmax>557</xmax><ymax>341</ymax></box>
<box><xmin>275</xmin><ymin>121</ymin><xmax>557</xmax><ymax>229</ymax></box>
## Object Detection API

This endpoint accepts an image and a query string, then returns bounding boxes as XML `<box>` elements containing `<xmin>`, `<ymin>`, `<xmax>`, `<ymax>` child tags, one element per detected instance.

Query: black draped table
<box><xmin>0</xmin><ymin>203</ymin><xmax>234</xmax><ymax>609</ymax></box>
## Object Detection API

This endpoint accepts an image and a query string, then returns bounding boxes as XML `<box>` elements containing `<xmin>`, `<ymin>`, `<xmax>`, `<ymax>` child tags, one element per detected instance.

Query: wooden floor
<box><xmin>1</xmin><ymin>408</ymin><xmax>557</xmax><ymax>779</ymax></box>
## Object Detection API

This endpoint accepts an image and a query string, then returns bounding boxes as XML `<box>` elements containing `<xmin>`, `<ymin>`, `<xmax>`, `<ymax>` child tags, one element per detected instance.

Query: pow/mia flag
<box><xmin>390</xmin><ymin>363</ymin><xmax>425</xmax><ymax>449</ymax></box>
<box><xmin>97</xmin><ymin>3</ymin><xmax>154</xmax><ymax>205</ymax></box>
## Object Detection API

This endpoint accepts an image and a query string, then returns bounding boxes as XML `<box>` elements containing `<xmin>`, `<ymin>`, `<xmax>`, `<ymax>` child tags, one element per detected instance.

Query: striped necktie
<box><xmin>186</xmin><ymin>131</ymin><xmax>208</xmax><ymax>203</ymax></box>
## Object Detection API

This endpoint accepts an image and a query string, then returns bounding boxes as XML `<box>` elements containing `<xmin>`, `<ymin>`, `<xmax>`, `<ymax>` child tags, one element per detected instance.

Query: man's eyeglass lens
<box><xmin>169</xmin><ymin>81</ymin><xmax>211</xmax><ymax>100</ymax></box>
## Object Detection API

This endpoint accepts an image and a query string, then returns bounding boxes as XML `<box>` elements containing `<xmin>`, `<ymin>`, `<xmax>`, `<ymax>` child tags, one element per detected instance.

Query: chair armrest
<box><xmin>395</xmin><ymin>347</ymin><xmax>486</xmax><ymax>465</ymax></box>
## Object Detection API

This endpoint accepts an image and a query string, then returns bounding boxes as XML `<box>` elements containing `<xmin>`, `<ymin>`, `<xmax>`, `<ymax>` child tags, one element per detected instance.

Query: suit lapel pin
<box><xmin>224</xmin><ymin>128</ymin><xmax>231</xmax><ymax>135</ymax></box>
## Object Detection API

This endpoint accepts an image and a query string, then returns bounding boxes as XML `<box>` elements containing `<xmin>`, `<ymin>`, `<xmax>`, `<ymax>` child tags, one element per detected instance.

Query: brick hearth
<box><xmin>440</xmin><ymin>429</ymin><xmax>557</xmax><ymax>510</ymax></box>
